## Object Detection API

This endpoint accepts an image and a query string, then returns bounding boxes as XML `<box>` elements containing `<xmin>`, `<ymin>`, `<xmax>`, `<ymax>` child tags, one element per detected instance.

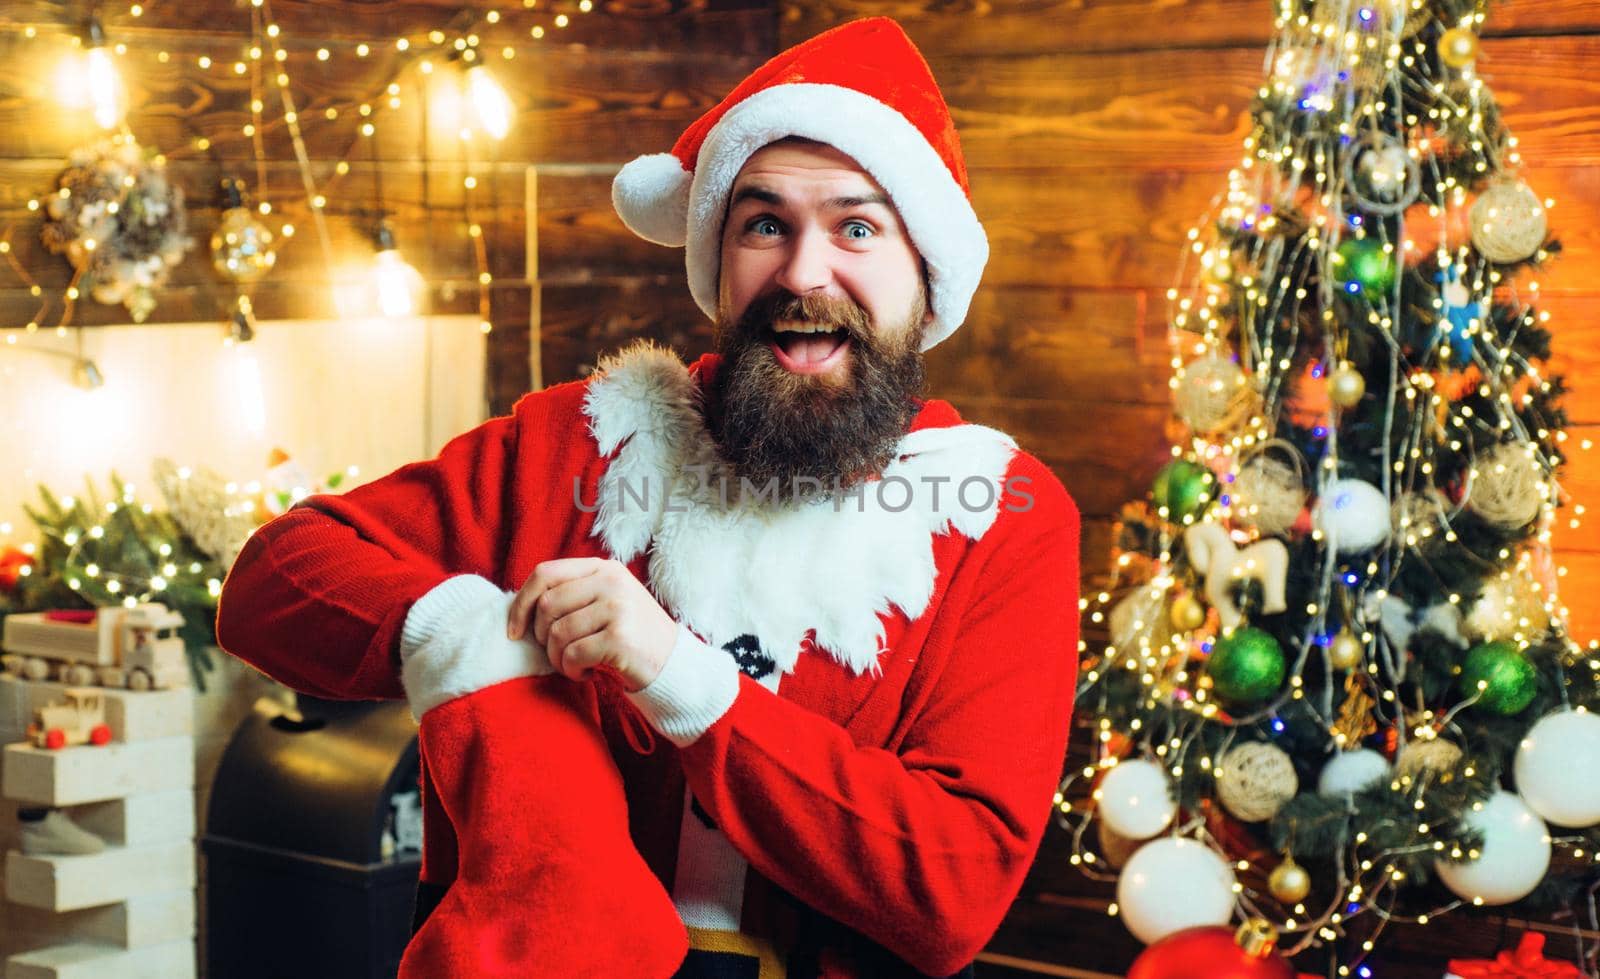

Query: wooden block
<box><xmin>6</xmin><ymin>939</ymin><xmax>194</xmax><ymax>979</ymax></box>
<box><xmin>0</xmin><ymin>678</ymin><xmax>193</xmax><ymax>743</ymax></box>
<box><xmin>75</xmin><ymin>792</ymin><xmax>195</xmax><ymax>848</ymax></box>
<box><xmin>81</xmin><ymin>891</ymin><xmax>196</xmax><ymax>950</ymax></box>
<box><xmin>5</xmin><ymin>844</ymin><xmax>194</xmax><ymax>912</ymax></box>
<box><xmin>2</xmin><ymin>738</ymin><xmax>192</xmax><ymax>807</ymax></box>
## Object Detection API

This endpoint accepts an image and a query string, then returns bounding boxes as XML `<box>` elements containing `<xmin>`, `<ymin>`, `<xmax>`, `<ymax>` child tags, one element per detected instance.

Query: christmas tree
<box><xmin>1065</xmin><ymin>0</ymin><xmax>1600</xmax><ymax>973</ymax></box>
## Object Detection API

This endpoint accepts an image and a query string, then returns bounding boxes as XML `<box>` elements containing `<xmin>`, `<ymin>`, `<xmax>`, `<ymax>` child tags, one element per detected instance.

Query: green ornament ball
<box><xmin>1152</xmin><ymin>460</ymin><xmax>1215</xmax><ymax>523</ymax></box>
<box><xmin>1458</xmin><ymin>640</ymin><xmax>1538</xmax><ymax>716</ymax></box>
<box><xmin>1334</xmin><ymin>238</ymin><xmax>1398</xmax><ymax>294</ymax></box>
<box><xmin>1205</xmin><ymin>626</ymin><xmax>1287</xmax><ymax>705</ymax></box>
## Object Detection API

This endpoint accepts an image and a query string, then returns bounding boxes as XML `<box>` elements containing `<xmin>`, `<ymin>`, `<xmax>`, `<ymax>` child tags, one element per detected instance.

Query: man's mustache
<box><xmin>737</xmin><ymin>291</ymin><xmax>873</xmax><ymax>344</ymax></box>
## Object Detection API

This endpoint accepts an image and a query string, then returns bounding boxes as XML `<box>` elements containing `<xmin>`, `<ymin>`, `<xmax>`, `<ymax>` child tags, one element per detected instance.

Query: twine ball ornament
<box><xmin>1464</xmin><ymin>443</ymin><xmax>1546</xmax><ymax>530</ymax></box>
<box><xmin>1267</xmin><ymin>857</ymin><xmax>1312</xmax><ymax>904</ymax></box>
<box><xmin>1467</xmin><ymin>574</ymin><xmax>1551</xmax><ymax>642</ymax></box>
<box><xmin>1215</xmin><ymin>742</ymin><xmax>1299</xmax><ymax>822</ymax></box>
<box><xmin>1395</xmin><ymin>738</ymin><xmax>1464</xmax><ymax>781</ymax></box>
<box><xmin>1391</xmin><ymin>488</ymin><xmax>1450</xmax><ymax>545</ymax></box>
<box><xmin>1313</xmin><ymin>478</ymin><xmax>1391</xmax><ymax>554</ymax></box>
<box><xmin>1469</xmin><ymin>180</ymin><xmax>1548</xmax><ymax>264</ymax></box>
<box><xmin>1176</xmin><ymin>354</ymin><xmax>1257</xmax><ymax>435</ymax></box>
<box><xmin>1438</xmin><ymin>26</ymin><xmax>1480</xmax><ymax>69</ymax></box>
<box><xmin>1346</xmin><ymin>132</ymin><xmax>1420</xmax><ymax>215</ymax></box>
<box><xmin>1111</xmin><ymin>586</ymin><xmax>1179</xmax><ymax>653</ymax></box>
<box><xmin>1231</xmin><ymin>448</ymin><xmax>1307</xmax><ymax>537</ymax></box>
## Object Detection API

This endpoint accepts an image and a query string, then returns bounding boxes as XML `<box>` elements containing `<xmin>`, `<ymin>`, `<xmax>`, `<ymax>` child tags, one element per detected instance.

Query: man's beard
<box><xmin>707</xmin><ymin>289</ymin><xmax>927</xmax><ymax>505</ymax></box>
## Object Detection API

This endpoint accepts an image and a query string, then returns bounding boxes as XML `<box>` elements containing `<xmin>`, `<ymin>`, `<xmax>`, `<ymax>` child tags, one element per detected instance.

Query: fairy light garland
<box><xmin>0</xmin><ymin>1</ymin><xmax>603</xmax><ymax>342</ymax></box>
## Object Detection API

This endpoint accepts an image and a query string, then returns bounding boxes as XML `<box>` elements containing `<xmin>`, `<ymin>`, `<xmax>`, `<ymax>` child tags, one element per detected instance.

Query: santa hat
<box><xmin>610</xmin><ymin>17</ymin><xmax>987</xmax><ymax>352</ymax></box>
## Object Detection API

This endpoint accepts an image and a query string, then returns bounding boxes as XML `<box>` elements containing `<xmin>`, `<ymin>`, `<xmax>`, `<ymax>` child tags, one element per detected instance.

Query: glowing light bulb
<box><xmin>85</xmin><ymin>45</ymin><xmax>124</xmax><ymax>129</ymax></box>
<box><xmin>371</xmin><ymin>224</ymin><xmax>423</xmax><ymax>318</ymax></box>
<box><xmin>465</xmin><ymin>64</ymin><xmax>513</xmax><ymax>139</ymax></box>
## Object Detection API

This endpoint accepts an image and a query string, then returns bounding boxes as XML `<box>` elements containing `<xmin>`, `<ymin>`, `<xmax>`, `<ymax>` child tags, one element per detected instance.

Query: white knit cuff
<box><xmin>399</xmin><ymin>574</ymin><xmax>553</xmax><ymax>721</ymax></box>
<box><xmin>624</xmin><ymin>624</ymin><xmax>740</xmax><ymax>747</ymax></box>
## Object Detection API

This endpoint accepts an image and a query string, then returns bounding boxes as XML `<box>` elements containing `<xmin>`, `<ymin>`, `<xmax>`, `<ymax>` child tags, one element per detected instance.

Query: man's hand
<box><xmin>506</xmin><ymin>558</ymin><xmax>679</xmax><ymax>692</ymax></box>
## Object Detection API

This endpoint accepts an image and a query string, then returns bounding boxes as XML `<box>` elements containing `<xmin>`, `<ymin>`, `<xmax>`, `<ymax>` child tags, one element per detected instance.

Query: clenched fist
<box><xmin>506</xmin><ymin>558</ymin><xmax>679</xmax><ymax>692</ymax></box>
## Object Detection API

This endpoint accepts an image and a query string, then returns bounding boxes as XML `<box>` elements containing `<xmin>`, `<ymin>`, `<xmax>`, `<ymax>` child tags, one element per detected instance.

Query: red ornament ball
<box><xmin>1129</xmin><ymin>925</ymin><xmax>1298</xmax><ymax>979</ymax></box>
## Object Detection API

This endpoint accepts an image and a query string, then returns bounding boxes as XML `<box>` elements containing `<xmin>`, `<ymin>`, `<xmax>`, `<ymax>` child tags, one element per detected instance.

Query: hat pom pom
<box><xmin>612</xmin><ymin>153</ymin><xmax>692</xmax><ymax>247</ymax></box>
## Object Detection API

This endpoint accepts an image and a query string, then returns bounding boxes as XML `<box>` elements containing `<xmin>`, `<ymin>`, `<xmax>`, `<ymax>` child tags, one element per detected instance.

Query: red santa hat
<box><xmin>610</xmin><ymin>17</ymin><xmax>987</xmax><ymax>352</ymax></box>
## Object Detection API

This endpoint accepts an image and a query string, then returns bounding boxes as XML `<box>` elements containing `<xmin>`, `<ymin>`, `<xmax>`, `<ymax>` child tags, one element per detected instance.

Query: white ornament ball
<box><xmin>1116</xmin><ymin>838</ymin><xmax>1238</xmax><ymax>945</ymax></box>
<box><xmin>1434</xmin><ymin>791</ymin><xmax>1551</xmax><ymax>905</ymax></box>
<box><xmin>1216</xmin><ymin>742</ymin><xmax>1300</xmax><ymax>822</ymax></box>
<box><xmin>1514</xmin><ymin>710</ymin><xmax>1600</xmax><ymax>828</ymax></box>
<box><xmin>1099</xmin><ymin>759</ymin><xmax>1178</xmax><ymax>840</ymax></box>
<box><xmin>1314</xmin><ymin>478</ymin><xmax>1390</xmax><ymax>554</ymax></box>
<box><xmin>1317</xmin><ymin>748</ymin><xmax>1390</xmax><ymax>797</ymax></box>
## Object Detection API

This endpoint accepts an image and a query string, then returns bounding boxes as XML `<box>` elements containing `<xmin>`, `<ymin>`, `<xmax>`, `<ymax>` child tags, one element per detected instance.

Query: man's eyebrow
<box><xmin>728</xmin><ymin>185</ymin><xmax>892</xmax><ymax>211</ymax></box>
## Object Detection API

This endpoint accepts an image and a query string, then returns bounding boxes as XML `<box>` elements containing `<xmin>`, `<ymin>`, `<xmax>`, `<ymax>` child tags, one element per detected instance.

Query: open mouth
<box><xmin>768</xmin><ymin>324</ymin><xmax>851</xmax><ymax>374</ymax></box>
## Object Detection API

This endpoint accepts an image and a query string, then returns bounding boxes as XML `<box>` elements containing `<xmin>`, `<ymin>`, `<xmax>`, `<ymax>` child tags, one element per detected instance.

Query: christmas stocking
<box><xmin>398</xmin><ymin>577</ymin><xmax>688</xmax><ymax>978</ymax></box>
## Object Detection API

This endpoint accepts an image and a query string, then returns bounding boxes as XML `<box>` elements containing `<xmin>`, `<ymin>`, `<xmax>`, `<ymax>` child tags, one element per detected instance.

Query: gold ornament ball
<box><xmin>211</xmin><ymin>206</ymin><xmax>278</xmax><ymax>284</ymax></box>
<box><xmin>1269</xmin><ymin>858</ymin><xmax>1313</xmax><ymax>904</ymax></box>
<box><xmin>1170</xmin><ymin>593</ymin><xmax>1207</xmax><ymax>631</ymax></box>
<box><xmin>1329</xmin><ymin>365</ymin><xmax>1365</xmax><ymax>408</ymax></box>
<box><xmin>1439</xmin><ymin>27</ymin><xmax>1479</xmax><ymax>68</ymax></box>
<box><xmin>1328</xmin><ymin>629</ymin><xmax>1364</xmax><ymax>670</ymax></box>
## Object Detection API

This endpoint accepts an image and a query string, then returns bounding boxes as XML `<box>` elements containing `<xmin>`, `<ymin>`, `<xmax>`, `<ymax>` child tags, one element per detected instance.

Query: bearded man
<box><xmin>217</xmin><ymin>17</ymin><xmax>1080</xmax><ymax>979</ymax></box>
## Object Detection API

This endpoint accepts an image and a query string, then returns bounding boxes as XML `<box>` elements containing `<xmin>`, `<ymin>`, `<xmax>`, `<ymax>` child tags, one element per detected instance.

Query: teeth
<box><xmin>773</xmin><ymin>320</ymin><xmax>839</xmax><ymax>334</ymax></box>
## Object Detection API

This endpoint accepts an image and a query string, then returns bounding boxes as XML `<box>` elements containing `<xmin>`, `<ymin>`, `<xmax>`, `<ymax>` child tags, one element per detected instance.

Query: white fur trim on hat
<box><xmin>612</xmin><ymin>152</ymin><xmax>693</xmax><ymax>247</ymax></box>
<box><xmin>683</xmin><ymin>82</ymin><xmax>988</xmax><ymax>352</ymax></box>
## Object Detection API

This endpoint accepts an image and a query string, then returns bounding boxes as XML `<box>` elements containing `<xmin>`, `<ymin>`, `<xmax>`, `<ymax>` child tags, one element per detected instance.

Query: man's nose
<box><xmin>773</xmin><ymin>226</ymin><xmax>834</xmax><ymax>298</ymax></box>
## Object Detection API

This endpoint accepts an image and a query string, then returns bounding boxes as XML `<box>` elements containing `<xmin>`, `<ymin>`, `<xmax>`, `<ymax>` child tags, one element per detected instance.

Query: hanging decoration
<box><xmin>40</xmin><ymin>136</ymin><xmax>193</xmax><ymax>323</ymax></box>
<box><xmin>211</xmin><ymin>178</ymin><xmax>277</xmax><ymax>285</ymax></box>
<box><xmin>1215</xmin><ymin>741</ymin><xmax>1299</xmax><ymax>823</ymax></box>
<box><xmin>1204</xmin><ymin>626</ymin><xmax>1287</xmax><ymax>706</ymax></box>
<box><xmin>1175</xmin><ymin>352</ymin><xmax>1258</xmax><ymax>435</ymax></box>
<box><xmin>1229</xmin><ymin>443</ymin><xmax>1307</xmax><ymax>537</ymax></box>
<box><xmin>1434</xmin><ymin>791</ymin><xmax>1551</xmax><ymax>906</ymax></box>
<box><xmin>1114</xmin><ymin>838</ymin><xmax>1239</xmax><ymax>945</ymax></box>
<box><xmin>1512</xmin><ymin>709</ymin><xmax>1600</xmax><ymax>828</ymax></box>
<box><xmin>1184</xmin><ymin>521</ymin><xmax>1290</xmax><ymax>627</ymax></box>
<box><xmin>1128</xmin><ymin>921</ymin><xmax>1299</xmax><ymax>979</ymax></box>
<box><xmin>1468</xmin><ymin>179</ymin><xmax>1548</xmax><ymax>263</ymax></box>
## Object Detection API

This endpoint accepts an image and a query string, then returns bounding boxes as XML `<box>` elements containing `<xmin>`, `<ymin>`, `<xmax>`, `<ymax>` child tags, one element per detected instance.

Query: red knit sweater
<box><xmin>216</xmin><ymin>345</ymin><xmax>1081</xmax><ymax>977</ymax></box>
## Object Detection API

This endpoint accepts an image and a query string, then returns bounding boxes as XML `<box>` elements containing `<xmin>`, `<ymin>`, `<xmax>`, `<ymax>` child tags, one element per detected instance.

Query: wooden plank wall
<box><xmin>0</xmin><ymin>0</ymin><xmax>775</xmax><ymax>418</ymax></box>
<box><xmin>767</xmin><ymin>1</ymin><xmax>1600</xmax><ymax>975</ymax></box>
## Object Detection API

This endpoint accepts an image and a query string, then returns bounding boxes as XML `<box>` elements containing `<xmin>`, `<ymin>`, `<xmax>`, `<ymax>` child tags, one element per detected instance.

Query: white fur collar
<box><xmin>581</xmin><ymin>341</ymin><xmax>1017</xmax><ymax>677</ymax></box>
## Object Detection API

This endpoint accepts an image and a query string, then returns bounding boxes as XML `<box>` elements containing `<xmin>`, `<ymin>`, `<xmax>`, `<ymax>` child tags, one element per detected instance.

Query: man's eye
<box><xmin>842</xmin><ymin>221</ymin><xmax>875</xmax><ymax>239</ymax></box>
<box><xmin>748</xmin><ymin>218</ymin><xmax>783</xmax><ymax>236</ymax></box>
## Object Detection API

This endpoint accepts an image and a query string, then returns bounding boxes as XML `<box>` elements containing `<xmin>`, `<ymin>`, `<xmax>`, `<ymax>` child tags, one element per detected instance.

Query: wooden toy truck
<box><xmin>1</xmin><ymin>604</ymin><xmax>191</xmax><ymax>690</ymax></box>
<box><xmin>25</xmin><ymin>687</ymin><xmax>113</xmax><ymax>749</ymax></box>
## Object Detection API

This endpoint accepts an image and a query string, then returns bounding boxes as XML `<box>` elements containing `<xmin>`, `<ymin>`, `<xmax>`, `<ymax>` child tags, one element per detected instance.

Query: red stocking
<box><xmin>399</xmin><ymin>674</ymin><xmax>687</xmax><ymax>978</ymax></box>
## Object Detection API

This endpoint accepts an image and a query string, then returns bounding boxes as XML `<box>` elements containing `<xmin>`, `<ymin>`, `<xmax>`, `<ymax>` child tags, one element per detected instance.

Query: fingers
<box><xmin>507</xmin><ymin>557</ymin><xmax>606</xmax><ymax>640</ymax></box>
<box><xmin>545</xmin><ymin>604</ymin><xmax>609</xmax><ymax>680</ymax></box>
